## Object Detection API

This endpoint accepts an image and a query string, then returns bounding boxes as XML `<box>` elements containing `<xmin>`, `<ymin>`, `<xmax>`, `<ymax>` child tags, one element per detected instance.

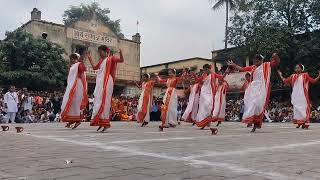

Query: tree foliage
<box><xmin>225</xmin><ymin>0</ymin><xmax>320</xmax><ymax>101</ymax></box>
<box><xmin>63</xmin><ymin>2</ymin><xmax>124</xmax><ymax>38</ymax></box>
<box><xmin>0</xmin><ymin>29</ymin><xmax>67</xmax><ymax>90</ymax></box>
<box><xmin>228</xmin><ymin>0</ymin><xmax>320</xmax><ymax>76</ymax></box>
<box><xmin>210</xmin><ymin>0</ymin><xmax>238</xmax><ymax>49</ymax></box>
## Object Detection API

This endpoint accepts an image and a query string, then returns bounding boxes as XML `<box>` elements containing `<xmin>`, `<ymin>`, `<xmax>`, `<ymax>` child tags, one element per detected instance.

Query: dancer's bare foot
<box><xmin>256</xmin><ymin>123</ymin><xmax>262</xmax><ymax>129</ymax></box>
<box><xmin>100</xmin><ymin>126</ymin><xmax>110</xmax><ymax>133</ymax></box>
<box><xmin>65</xmin><ymin>123</ymin><xmax>72</xmax><ymax>128</ymax></box>
<box><xmin>141</xmin><ymin>122</ymin><xmax>148</xmax><ymax>127</ymax></box>
<box><xmin>296</xmin><ymin>124</ymin><xmax>301</xmax><ymax>128</ymax></box>
<box><xmin>96</xmin><ymin>126</ymin><xmax>102</xmax><ymax>132</ymax></box>
<box><xmin>251</xmin><ymin>125</ymin><xmax>257</xmax><ymax>133</ymax></box>
<box><xmin>210</xmin><ymin>128</ymin><xmax>218</xmax><ymax>135</ymax></box>
<box><xmin>72</xmin><ymin>122</ymin><xmax>81</xmax><ymax>129</ymax></box>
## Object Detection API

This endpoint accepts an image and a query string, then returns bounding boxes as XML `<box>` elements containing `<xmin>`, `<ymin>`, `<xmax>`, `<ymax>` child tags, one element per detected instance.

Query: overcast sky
<box><xmin>0</xmin><ymin>0</ymin><xmax>226</xmax><ymax>66</ymax></box>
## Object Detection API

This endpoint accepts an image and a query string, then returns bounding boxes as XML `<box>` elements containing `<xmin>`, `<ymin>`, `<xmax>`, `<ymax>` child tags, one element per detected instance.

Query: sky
<box><xmin>0</xmin><ymin>0</ymin><xmax>226</xmax><ymax>66</ymax></box>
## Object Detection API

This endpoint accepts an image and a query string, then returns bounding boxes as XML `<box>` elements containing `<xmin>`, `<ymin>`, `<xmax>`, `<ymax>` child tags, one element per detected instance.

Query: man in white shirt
<box><xmin>3</xmin><ymin>86</ymin><xmax>19</xmax><ymax>123</ymax></box>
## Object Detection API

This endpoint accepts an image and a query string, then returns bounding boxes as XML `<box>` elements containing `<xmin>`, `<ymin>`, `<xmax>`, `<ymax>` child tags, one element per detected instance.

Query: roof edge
<box><xmin>141</xmin><ymin>57</ymin><xmax>212</xmax><ymax>68</ymax></box>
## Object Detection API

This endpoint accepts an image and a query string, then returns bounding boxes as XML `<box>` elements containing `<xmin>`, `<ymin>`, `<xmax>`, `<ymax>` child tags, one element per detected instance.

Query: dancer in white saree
<box><xmin>212</xmin><ymin>80</ymin><xmax>229</xmax><ymax>127</ymax></box>
<box><xmin>88</xmin><ymin>45</ymin><xmax>124</xmax><ymax>132</ymax></box>
<box><xmin>136</xmin><ymin>73</ymin><xmax>155</xmax><ymax>127</ymax></box>
<box><xmin>156</xmin><ymin>69</ymin><xmax>185</xmax><ymax>131</ymax></box>
<box><xmin>228</xmin><ymin>53</ymin><xmax>280</xmax><ymax>132</ymax></box>
<box><xmin>61</xmin><ymin>53</ymin><xmax>88</xmax><ymax>129</ymax></box>
<box><xmin>195</xmin><ymin>64</ymin><xmax>225</xmax><ymax>130</ymax></box>
<box><xmin>181</xmin><ymin>80</ymin><xmax>200</xmax><ymax>124</ymax></box>
<box><xmin>278</xmin><ymin>64</ymin><xmax>320</xmax><ymax>129</ymax></box>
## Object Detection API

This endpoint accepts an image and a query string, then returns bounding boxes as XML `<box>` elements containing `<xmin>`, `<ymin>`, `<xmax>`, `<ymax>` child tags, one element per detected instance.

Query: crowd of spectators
<box><xmin>0</xmin><ymin>87</ymin><xmax>64</xmax><ymax>124</ymax></box>
<box><xmin>1</xmin><ymin>86</ymin><xmax>320</xmax><ymax>124</ymax></box>
<box><xmin>0</xmin><ymin>87</ymin><xmax>166</xmax><ymax>124</ymax></box>
<box><xmin>225</xmin><ymin>96</ymin><xmax>320</xmax><ymax>123</ymax></box>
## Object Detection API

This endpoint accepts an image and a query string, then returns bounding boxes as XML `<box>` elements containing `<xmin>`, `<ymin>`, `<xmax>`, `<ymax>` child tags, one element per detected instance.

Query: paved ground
<box><xmin>1</xmin><ymin>122</ymin><xmax>320</xmax><ymax>180</ymax></box>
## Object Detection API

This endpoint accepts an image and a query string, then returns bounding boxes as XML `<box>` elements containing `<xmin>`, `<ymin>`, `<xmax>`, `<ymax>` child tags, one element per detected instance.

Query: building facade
<box><xmin>141</xmin><ymin>57</ymin><xmax>215</xmax><ymax>75</ymax></box>
<box><xmin>212</xmin><ymin>48</ymin><xmax>251</xmax><ymax>91</ymax></box>
<box><xmin>141</xmin><ymin>57</ymin><xmax>220</xmax><ymax>96</ymax></box>
<box><xmin>21</xmin><ymin>8</ymin><xmax>141</xmax><ymax>96</ymax></box>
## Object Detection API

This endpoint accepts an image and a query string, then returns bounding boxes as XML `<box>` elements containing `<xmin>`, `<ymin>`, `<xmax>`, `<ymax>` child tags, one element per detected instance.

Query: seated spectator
<box><xmin>22</xmin><ymin>110</ymin><xmax>34</xmax><ymax>123</ymax></box>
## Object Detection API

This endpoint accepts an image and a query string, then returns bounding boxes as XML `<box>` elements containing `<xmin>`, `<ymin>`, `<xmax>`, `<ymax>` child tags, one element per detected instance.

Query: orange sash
<box><xmin>61</xmin><ymin>63</ymin><xmax>88</xmax><ymax>122</ymax></box>
<box><xmin>242</xmin><ymin>62</ymin><xmax>271</xmax><ymax>125</ymax></box>
<box><xmin>292</xmin><ymin>73</ymin><xmax>311</xmax><ymax>125</ymax></box>
<box><xmin>137</xmin><ymin>82</ymin><xmax>153</xmax><ymax>122</ymax></box>
<box><xmin>212</xmin><ymin>84</ymin><xmax>227</xmax><ymax>122</ymax></box>
<box><xmin>91</xmin><ymin>57</ymin><xmax>112</xmax><ymax>127</ymax></box>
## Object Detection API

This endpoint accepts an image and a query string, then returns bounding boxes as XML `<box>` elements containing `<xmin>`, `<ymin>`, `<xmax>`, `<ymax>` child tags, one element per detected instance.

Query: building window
<box><xmin>72</xmin><ymin>44</ymin><xmax>88</xmax><ymax>55</ymax></box>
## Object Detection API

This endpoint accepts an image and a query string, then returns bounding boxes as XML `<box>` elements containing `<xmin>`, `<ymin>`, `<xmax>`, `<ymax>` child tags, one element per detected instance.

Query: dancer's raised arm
<box><xmin>307</xmin><ymin>70</ymin><xmax>320</xmax><ymax>84</ymax></box>
<box><xmin>155</xmin><ymin>73</ymin><xmax>167</xmax><ymax>84</ymax></box>
<box><xmin>87</xmin><ymin>51</ymin><xmax>101</xmax><ymax>70</ymax></box>
<box><xmin>112</xmin><ymin>49</ymin><xmax>124</xmax><ymax>63</ymax></box>
<box><xmin>227</xmin><ymin>60</ymin><xmax>245</xmax><ymax>72</ymax></box>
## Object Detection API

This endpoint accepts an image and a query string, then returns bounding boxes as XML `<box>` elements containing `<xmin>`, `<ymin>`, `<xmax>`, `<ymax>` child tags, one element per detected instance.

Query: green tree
<box><xmin>0</xmin><ymin>29</ymin><xmax>67</xmax><ymax>90</ymax></box>
<box><xmin>225</xmin><ymin>0</ymin><xmax>320</xmax><ymax>96</ymax></box>
<box><xmin>63</xmin><ymin>2</ymin><xmax>124</xmax><ymax>38</ymax></box>
<box><xmin>210</xmin><ymin>0</ymin><xmax>237</xmax><ymax>49</ymax></box>
<box><xmin>228</xmin><ymin>0</ymin><xmax>320</xmax><ymax>68</ymax></box>
<box><xmin>310</xmin><ymin>0</ymin><xmax>320</xmax><ymax>25</ymax></box>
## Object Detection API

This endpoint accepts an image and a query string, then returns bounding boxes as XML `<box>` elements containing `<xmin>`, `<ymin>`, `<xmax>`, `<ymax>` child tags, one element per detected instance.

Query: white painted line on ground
<box><xmin>108</xmin><ymin>137</ymin><xmax>196</xmax><ymax>144</ymax></box>
<box><xmin>19</xmin><ymin>129</ymin><xmax>313</xmax><ymax>145</ymax></box>
<box><xmin>26</xmin><ymin>134</ymin><xmax>301</xmax><ymax>180</ymax></box>
<box><xmin>183</xmin><ymin>139</ymin><xmax>320</xmax><ymax>160</ymax></box>
<box><xmin>187</xmin><ymin>160</ymin><xmax>295</xmax><ymax>180</ymax></box>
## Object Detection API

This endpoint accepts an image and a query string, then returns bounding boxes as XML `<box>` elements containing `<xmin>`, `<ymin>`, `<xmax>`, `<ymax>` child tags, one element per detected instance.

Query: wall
<box><xmin>22</xmin><ymin>19</ymin><xmax>140</xmax><ymax>83</ymax></box>
<box><xmin>141</xmin><ymin>65</ymin><xmax>165</xmax><ymax>74</ymax></box>
<box><xmin>141</xmin><ymin>58</ymin><xmax>213</xmax><ymax>75</ymax></box>
<box><xmin>24</xmin><ymin>21</ymin><xmax>69</xmax><ymax>57</ymax></box>
<box><xmin>21</xmin><ymin>17</ymin><xmax>141</xmax><ymax>96</ymax></box>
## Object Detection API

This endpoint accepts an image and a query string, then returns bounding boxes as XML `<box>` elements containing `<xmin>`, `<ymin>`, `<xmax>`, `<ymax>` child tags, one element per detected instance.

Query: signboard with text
<box><xmin>66</xmin><ymin>28</ymin><xmax>118</xmax><ymax>47</ymax></box>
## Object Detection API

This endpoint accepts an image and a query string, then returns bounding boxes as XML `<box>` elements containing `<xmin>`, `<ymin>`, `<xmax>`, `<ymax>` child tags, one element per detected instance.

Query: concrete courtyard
<box><xmin>1</xmin><ymin>122</ymin><xmax>320</xmax><ymax>180</ymax></box>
